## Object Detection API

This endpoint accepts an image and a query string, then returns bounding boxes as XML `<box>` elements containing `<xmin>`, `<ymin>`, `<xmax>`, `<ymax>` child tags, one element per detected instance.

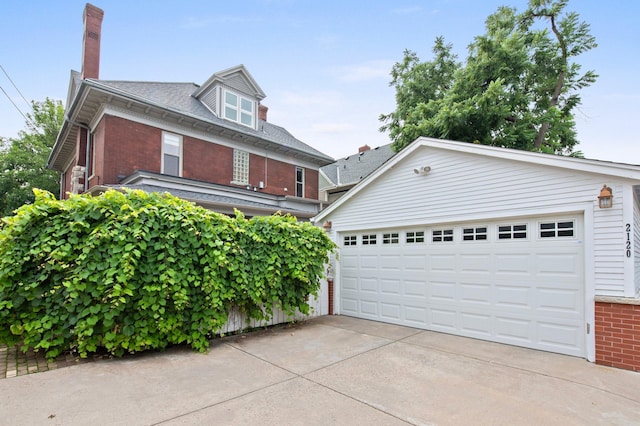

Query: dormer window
<box><xmin>224</xmin><ymin>89</ymin><xmax>255</xmax><ymax>128</ymax></box>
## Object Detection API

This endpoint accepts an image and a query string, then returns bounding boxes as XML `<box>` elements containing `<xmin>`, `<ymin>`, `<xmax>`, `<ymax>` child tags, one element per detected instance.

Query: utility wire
<box><xmin>0</xmin><ymin>64</ymin><xmax>31</xmax><ymax>110</ymax></box>
<box><xmin>0</xmin><ymin>83</ymin><xmax>32</xmax><ymax>126</ymax></box>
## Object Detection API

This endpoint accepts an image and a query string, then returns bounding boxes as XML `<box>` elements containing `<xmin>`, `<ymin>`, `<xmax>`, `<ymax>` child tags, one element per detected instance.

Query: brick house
<box><xmin>47</xmin><ymin>4</ymin><xmax>333</xmax><ymax>219</ymax></box>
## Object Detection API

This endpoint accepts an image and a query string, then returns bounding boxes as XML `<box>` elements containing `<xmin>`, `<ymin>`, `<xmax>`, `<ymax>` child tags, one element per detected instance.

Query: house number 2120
<box><xmin>626</xmin><ymin>224</ymin><xmax>632</xmax><ymax>258</ymax></box>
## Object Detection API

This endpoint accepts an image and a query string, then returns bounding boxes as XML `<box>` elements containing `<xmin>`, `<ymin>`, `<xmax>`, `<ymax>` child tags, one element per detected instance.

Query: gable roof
<box><xmin>49</xmin><ymin>69</ymin><xmax>334</xmax><ymax>170</ymax></box>
<box><xmin>320</xmin><ymin>144</ymin><xmax>395</xmax><ymax>189</ymax></box>
<box><xmin>314</xmin><ymin>137</ymin><xmax>640</xmax><ymax>223</ymax></box>
<box><xmin>192</xmin><ymin>64</ymin><xmax>266</xmax><ymax>100</ymax></box>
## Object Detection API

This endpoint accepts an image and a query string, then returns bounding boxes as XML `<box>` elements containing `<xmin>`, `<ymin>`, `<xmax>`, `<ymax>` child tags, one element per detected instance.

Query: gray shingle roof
<box><xmin>92</xmin><ymin>80</ymin><xmax>333</xmax><ymax>162</ymax></box>
<box><xmin>321</xmin><ymin>144</ymin><xmax>395</xmax><ymax>187</ymax></box>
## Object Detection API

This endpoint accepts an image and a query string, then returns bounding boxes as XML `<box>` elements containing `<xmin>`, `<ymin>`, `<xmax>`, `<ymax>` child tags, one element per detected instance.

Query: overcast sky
<box><xmin>1</xmin><ymin>0</ymin><xmax>638</xmax><ymax>163</ymax></box>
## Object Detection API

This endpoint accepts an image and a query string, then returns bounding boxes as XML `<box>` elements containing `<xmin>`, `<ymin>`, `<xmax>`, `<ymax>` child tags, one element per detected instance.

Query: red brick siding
<box><xmin>182</xmin><ymin>136</ymin><xmax>233</xmax><ymax>183</ymax></box>
<box><xmin>595</xmin><ymin>302</ymin><xmax>640</xmax><ymax>372</ymax></box>
<box><xmin>101</xmin><ymin>115</ymin><xmax>162</xmax><ymax>184</ymax></box>
<box><xmin>80</xmin><ymin>115</ymin><xmax>320</xmax><ymax>199</ymax></box>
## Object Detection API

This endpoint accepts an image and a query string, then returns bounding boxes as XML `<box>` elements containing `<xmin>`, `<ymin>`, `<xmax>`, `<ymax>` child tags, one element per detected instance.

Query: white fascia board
<box><xmin>420</xmin><ymin>137</ymin><xmax>640</xmax><ymax>180</ymax></box>
<box><xmin>314</xmin><ymin>137</ymin><xmax>640</xmax><ymax>224</ymax></box>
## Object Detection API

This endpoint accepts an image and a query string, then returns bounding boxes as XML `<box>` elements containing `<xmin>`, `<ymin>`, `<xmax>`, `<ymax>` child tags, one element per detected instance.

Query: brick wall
<box><xmin>101</xmin><ymin>115</ymin><xmax>162</xmax><ymax>184</ymax></box>
<box><xmin>183</xmin><ymin>136</ymin><xmax>233</xmax><ymax>183</ymax></box>
<box><xmin>595</xmin><ymin>302</ymin><xmax>640</xmax><ymax>372</ymax></box>
<box><xmin>83</xmin><ymin>115</ymin><xmax>320</xmax><ymax>200</ymax></box>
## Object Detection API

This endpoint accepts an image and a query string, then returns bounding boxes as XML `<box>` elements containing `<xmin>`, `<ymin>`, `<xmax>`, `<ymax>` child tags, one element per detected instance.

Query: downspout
<box><xmin>84</xmin><ymin>129</ymin><xmax>91</xmax><ymax>192</ymax></box>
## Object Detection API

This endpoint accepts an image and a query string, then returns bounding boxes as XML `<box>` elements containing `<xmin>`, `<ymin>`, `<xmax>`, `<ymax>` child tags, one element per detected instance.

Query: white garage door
<box><xmin>339</xmin><ymin>216</ymin><xmax>585</xmax><ymax>357</ymax></box>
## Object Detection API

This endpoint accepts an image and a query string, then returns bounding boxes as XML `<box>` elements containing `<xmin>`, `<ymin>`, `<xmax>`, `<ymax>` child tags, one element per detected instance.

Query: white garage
<box><xmin>314</xmin><ymin>137</ymin><xmax>640</xmax><ymax>362</ymax></box>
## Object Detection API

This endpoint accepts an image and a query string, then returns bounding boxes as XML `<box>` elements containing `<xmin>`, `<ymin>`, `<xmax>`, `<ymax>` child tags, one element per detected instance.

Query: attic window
<box><xmin>224</xmin><ymin>89</ymin><xmax>255</xmax><ymax>128</ymax></box>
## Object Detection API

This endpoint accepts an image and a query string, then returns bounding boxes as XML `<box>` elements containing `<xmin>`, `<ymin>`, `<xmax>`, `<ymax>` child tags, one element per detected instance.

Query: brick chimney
<box><xmin>81</xmin><ymin>3</ymin><xmax>104</xmax><ymax>80</ymax></box>
<box><xmin>258</xmin><ymin>104</ymin><xmax>268</xmax><ymax>122</ymax></box>
<box><xmin>358</xmin><ymin>144</ymin><xmax>371</xmax><ymax>153</ymax></box>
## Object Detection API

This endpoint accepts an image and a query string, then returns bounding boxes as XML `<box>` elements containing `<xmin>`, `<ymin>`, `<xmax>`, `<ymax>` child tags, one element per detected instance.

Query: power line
<box><xmin>0</xmin><ymin>83</ymin><xmax>32</xmax><ymax>126</ymax></box>
<box><xmin>0</xmin><ymin>64</ymin><xmax>31</xmax><ymax>111</ymax></box>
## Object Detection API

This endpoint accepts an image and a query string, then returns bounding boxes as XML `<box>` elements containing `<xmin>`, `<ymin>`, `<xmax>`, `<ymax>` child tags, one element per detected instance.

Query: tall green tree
<box><xmin>380</xmin><ymin>0</ymin><xmax>597</xmax><ymax>154</ymax></box>
<box><xmin>0</xmin><ymin>98</ymin><xmax>64</xmax><ymax>217</ymax></box>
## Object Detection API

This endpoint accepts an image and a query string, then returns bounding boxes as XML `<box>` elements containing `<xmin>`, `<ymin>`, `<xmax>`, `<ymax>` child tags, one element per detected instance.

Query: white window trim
<box><xmin>223</xmin><ymin>89</ymin><xmax>256</xmax><ymax>129</ymax></box>
<box><xmin>161</xmin><ymin>131</ymin><xmax>183</xmax><ymax>177</ymax></box>
<box><xmin>231</xmin><ymin>149</ymin><xmax>250</xmax><ymax>185</ymax></box>
<box><xmin>296</xmin><ymin>166</ymin><xmax>305</xmax><ymax>198</ymax></box>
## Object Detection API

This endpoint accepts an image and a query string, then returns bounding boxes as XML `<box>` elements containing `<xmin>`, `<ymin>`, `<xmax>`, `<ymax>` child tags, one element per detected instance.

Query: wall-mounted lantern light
<box><xmin>598</xmin><ymin>184</ymin><xmax>613</xmax><ymax>209</ymax></box>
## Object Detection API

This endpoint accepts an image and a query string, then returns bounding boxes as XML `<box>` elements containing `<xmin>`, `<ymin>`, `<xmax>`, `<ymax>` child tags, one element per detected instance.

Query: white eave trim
<box><xmin>313</xmin><ymin>137</ymin><xmax>640</xmax><ymax>224</ymax></box>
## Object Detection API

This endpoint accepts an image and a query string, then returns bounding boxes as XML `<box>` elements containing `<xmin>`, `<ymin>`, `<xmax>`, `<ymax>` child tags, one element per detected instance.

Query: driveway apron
<box><xmin>0</xmin><ymin>315</ymin><xmax>638</xmax><ymax>425</ymax></box>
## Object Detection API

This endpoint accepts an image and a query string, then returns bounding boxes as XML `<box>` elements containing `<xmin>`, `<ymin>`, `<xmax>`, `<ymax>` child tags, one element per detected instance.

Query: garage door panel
<box><xmin>405</xmin><ymin>280</ymin><xmax>427</xmax><ymax>297</ymax></box>
<box><xmin>459</xmin><ymin>281</ymin><xmax>492</xmax><ymax>305</ymax></box>
<box><xmin>494</xmin><ymin>253</ymin><xmax>532</xmax><ymax>275</ymax></box>
<box><xmin>360</xmin><ymin>300</ymin><xmax>379</xmax><ymax>316</ymax></box>
<box><xmin>495</xmin><ymin>284</ymin><xmax>531</xmax><ymax>308</ymax></box>
<box><xmin>428</xmin><ymin>254</ymin><xmax>457</xmax><ymax>272</ymax></box>
<box><xmin>430</xmin><ymin>308</ymin><xmax>458</xmax><ymax>330</ymax></box>
<box><xmin>342</xmin><ymin>277</ymin><xmax>358</xmax><ymax>291</ymax></box>
<box><xmin>403</xmin><ymin>305</ymin><xmax>428</xmax><ymax>325</ymax></box>
<box><xmin>360</xmin><ymin>278</ymin><xmax>378</xmax><ymax>293</ymax></box>
<box><xmin>495</xmin><ymin>316</ymin><xmax>533</xmax><ymax>342</ymax></box>
<box><xmin>380</xmin><ymin>279</ymin><xmax>401</xmax><ymax>295</ymax></box>
<box><xmin>536</xmin><ymin>253</ymin><xmax>580</xmax><ymax>276</ymax></box>
<box><xmin>339</xmin><ymin>215</ymin><xmax>585</xmax><ymax>358</ymax></box>
<box><xmin>460</xmin><ymin>312</ymin><xmax>492</xmax><ymax>336</ymax></box>
<box><xmin>537</xmin><ymin>321</ymin><xmax>583</xmax><ymax>355</ymax></box>
<box><xmin>359</xmin><ymin>254</ymin><xmax>378</xmax><ymax>269</ymax></box>
<box><xmin>458</xmin><ymin>253</ymin><xmax>492</xmax><ymax>274</ymax></box>
<box><xmin>403</xmin><ymin>254</ymin><xmax>427</xmax><ymax>271</ymax></box>
<box><xmin>380</xmin><ymin>302</ymin><xmax>401</xmax><ymax>320</ymax></box>
<box><xmin>536</xmin><ymin>287</ymin><xmax>582</xmax><ymax>316</ymax></box>
<box><xmin>430</xmin><ymin>280</ymin><xmax>457</xmax><ymax>301</ymax></box>
<box><xmin>341</xmin><ymin>297</ymin><xmax>358</xmax><ymax>315</ymax></box>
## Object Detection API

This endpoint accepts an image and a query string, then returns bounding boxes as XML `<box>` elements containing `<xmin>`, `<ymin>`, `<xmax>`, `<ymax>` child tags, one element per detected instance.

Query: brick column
<box><xmin>595</xmin><ymin>301</ymin><xmax>640</xmax><ymax>372</ymax></box>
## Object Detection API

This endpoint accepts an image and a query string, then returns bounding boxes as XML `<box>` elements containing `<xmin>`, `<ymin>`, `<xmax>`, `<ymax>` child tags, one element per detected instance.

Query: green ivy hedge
<box><xmin>0</xmin><ymin>189</ymin><xmax>335</xmax><ymax>359</ymax></box>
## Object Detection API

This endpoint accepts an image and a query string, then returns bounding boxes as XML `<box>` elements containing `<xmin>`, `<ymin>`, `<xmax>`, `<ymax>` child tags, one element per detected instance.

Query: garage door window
<box><xmin>433</xmin><ymin>229</ymin><xmax>454</xmax><ymax>242</ymax></box>
<box><xmin>383</xmin><ymin>233</ymin><xmax>399</xmax><ymax>244</ymax></box>
<box><xmin>463</xmin><ymin>227</ymin><xmax>487</xmax><ymax>241</ymax></box>
<box><xmin>343</xmin><ymin>235</ymin><xmax>357</xmax><ymax>246</ymax></box>
<box><xmin>406</xmin><ymin>231</ymin><xmax>425</xmax><ymax>243</ymax></box>
<box><xmin>498</xmin><ymin>224</ymin><xmax>527</xmax><ymax>240</ymax></box>
<box><xmin>362</xmin><ymin>234</ymin><xmax>377</xmax><ymax>245</ymax></box>
<box><xmin>540</xmin><ymin>221</ymin><xmax>574</xmax><ymax>238</ymax></box>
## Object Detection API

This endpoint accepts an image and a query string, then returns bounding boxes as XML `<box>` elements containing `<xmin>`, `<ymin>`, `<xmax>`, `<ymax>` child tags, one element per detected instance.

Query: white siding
<box><xmin>326</xmin><ymin>147</ymin><xmax>631</xmax><ymax>296</ymax></box>
<box><xmin>634</xmin><ymin>191</ymin><xmax>640</xmax><ymax>294</ymax></box>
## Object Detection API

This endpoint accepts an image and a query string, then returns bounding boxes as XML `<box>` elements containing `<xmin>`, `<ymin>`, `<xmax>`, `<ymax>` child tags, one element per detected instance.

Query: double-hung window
<box><xmin>162</xmin><ymin>132</ymin><xmax>182</xmax><ymax>176</ymax></box>
<box><xmin>224</xmin><ymin>90</ymin><xmax>255</xmax><ymax>128</ymax></box>
<box><xmin>296</xmin><ymin>167</ymin><xmax>304</xmax><ymax>197</ymax></box>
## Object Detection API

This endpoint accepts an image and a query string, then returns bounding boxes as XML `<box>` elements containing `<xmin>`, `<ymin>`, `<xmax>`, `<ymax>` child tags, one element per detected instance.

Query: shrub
<box><xmin>0</xmin><ymin>189</ymin><xmax>335</xmax><ymax>359</ymax></box>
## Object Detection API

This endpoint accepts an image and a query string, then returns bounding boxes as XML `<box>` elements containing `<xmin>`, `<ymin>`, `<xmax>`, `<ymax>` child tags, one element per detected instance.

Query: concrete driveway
<box><xmin>1</xmin><ymin>315</ymin><xmax>639</xmax><ymax>425</ymax></box>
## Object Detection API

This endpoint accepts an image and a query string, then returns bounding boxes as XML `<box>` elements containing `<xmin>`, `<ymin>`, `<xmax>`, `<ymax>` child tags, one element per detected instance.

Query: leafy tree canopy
<box><xmin>380</xmin><ymin>0</ymin><xmax>597</xmax><ymax>155</ymax></box>
<box><xmin>0</xmin><ymin>98</ymin><xmax>63</xmax><ymax>216</ymax></box>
